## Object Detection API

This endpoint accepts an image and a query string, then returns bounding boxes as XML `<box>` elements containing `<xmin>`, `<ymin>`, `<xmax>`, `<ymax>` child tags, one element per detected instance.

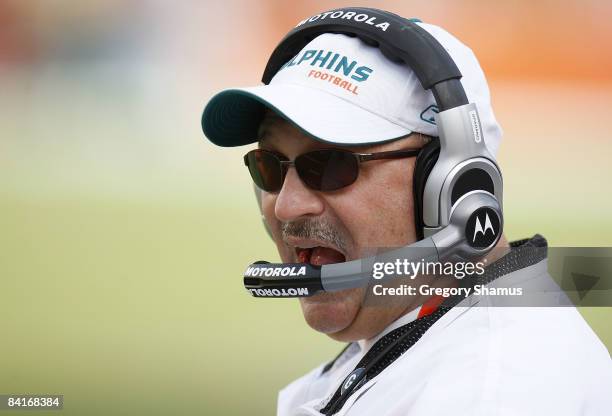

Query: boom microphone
<box><xmin>244</xmin><ymin>236</ymin><xmax>441</xmax><ymax>298</ymax></box>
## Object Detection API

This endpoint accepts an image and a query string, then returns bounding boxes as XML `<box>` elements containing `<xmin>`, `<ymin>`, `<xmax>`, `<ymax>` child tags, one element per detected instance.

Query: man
<box><xmin>202</xmin><ymin>10</ymin><xmax>611</xmax><ymax>416</ymax></box>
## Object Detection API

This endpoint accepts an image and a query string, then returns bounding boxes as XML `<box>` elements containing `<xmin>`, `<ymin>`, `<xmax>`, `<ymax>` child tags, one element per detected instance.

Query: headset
<box><xmin>243</xmin><ymin>7</ymin><xmax>503</xmax><ymax>298</ymax></box>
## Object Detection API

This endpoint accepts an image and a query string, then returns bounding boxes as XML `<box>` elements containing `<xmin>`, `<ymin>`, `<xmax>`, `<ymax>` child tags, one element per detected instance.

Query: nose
<box><xmin>274</xmin><ymin>167</ymin><xmax>325</xmax><ymax>222</ymax></box>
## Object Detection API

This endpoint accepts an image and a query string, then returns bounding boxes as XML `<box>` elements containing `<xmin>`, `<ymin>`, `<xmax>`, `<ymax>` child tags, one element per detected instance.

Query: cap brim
<box><xmin>201</xmin><ymin>84</ymin><xmax>413</xmax><ymax>147</ymax></box>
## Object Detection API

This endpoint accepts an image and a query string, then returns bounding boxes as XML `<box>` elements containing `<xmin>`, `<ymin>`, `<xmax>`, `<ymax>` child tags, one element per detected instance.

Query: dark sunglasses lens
<box><xmin>245</xmin><ymin>150</ymin><xmax>283</xmax><ymax>192</ymax></box>
<box><xmin>295</xmin><ymin>150</ymin><xmax>358</xmax><ymax>191</ymax></box>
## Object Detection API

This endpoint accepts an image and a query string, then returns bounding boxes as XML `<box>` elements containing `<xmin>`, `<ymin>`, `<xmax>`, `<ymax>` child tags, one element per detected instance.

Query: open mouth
<box><xmin>295</xmin><ymin>246</ymin><xmax>346</xmax><ymax>266</ymax></box>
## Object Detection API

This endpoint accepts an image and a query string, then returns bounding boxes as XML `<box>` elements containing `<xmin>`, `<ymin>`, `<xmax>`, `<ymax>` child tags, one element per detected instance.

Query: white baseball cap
<box><xmin>202</xmin><ymin>22</ymin><xmax>502</xmax><ymax>156</ymax></box>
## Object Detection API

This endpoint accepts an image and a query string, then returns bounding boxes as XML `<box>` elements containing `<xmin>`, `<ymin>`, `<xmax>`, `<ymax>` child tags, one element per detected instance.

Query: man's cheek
<box><xmin>261</xmin><ymin>198</ymin><xmax>281</xmax><ymax>237</ymax></box>
<box><xmin>362</xmin><ymin>195</ymin><xmax>412</xmax><ymax>245</ymax></box>
<box><xmin>259</xmin><ymin>199</ymin><xmax>290</xmax><ymax>260</ymax></box>
<box><xmin>261</xmin><ymin>196</ymin><xmax>274</xmax><ymax>223</ymax></box>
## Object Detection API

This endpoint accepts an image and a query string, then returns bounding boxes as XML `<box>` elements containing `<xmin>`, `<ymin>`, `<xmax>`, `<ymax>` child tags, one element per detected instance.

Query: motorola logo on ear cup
<box><xmin>466</xmin><ymin>207</ymin><xmax>501</xmax><ymax>249</ymax></box>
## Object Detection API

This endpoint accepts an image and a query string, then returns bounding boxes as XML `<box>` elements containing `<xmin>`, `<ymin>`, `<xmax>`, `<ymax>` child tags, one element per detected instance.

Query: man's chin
<box><xmin>298</xmin><ymin>288</ymin><xmax>364</xmax><ymax>334</ymax></box>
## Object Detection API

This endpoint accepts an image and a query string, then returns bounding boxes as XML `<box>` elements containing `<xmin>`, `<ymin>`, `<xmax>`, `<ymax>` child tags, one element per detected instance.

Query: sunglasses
<box><xmin>243</xmin><ymin>147</ymin><xmax>421</xmax><ymax>192</ymax></box>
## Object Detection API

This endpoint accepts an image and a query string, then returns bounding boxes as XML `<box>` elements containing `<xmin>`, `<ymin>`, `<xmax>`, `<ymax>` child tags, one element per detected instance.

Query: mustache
<box><xmin>281</xmin><ymin>218</ymin><xmax>348</xmax><ymax>254</ymax></box>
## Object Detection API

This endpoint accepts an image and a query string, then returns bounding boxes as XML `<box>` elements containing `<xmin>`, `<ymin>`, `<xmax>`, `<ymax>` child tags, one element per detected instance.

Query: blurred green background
<box><xmin>1</xmin><ymin>1</ymin><xmax>611</xmax><ymax>414</ymax></box>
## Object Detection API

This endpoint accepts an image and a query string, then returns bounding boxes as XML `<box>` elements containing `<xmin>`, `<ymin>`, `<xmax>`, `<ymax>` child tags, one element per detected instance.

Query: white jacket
<box><xmin>278</xmin><ymin>258</ymin><xmax>612</xmax><ymax>416</ymax></box>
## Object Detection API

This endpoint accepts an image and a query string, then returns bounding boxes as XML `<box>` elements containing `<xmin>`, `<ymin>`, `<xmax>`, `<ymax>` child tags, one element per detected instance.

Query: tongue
<box><xmin>309</xmin><ymin>247</ymin><xmax>346</xmax><ymax>266</ymax></box>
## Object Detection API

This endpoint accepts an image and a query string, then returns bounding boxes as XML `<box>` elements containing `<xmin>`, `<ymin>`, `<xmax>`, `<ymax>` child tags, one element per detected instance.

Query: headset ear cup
<box><xmin>413</xmin><ymin>138</ymin><xmax>441</xmax><ymax>240</ymax></box>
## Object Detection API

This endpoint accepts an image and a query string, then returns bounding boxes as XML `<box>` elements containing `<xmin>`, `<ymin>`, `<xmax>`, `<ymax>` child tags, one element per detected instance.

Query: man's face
<box><xmin>258</xmin><ymin>113</ymin><xmax>427</xmax><ymax>342</ymax></box>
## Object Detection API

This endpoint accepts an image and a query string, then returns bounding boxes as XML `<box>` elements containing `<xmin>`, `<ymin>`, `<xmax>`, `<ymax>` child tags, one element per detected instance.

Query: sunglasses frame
<box><xmin>243</xmin><ymin>147</ymin><xmax>422</xmax><ymax>192</ymax></box>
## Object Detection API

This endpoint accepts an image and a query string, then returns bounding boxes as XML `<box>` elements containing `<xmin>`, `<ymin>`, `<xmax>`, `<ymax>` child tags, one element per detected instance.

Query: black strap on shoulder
<box><xmin>262</xmin><ymin>7</ymin><xmax>468</xmax><ymax>110</ymax></box>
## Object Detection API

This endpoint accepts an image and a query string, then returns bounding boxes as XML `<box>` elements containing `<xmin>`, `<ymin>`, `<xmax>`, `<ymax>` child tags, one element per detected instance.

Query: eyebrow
<box><xmin>257</xmin><ymin>123</ymin><xmax>268</xmax><ymax>141</ymax></box>
<box><xmin>257</xmin><ymin>128</ymin><xmax>275</xmax><ymax>149</ymax></box>
<box><xmin>257</xmin><ymin>111</ymin><xmax>286</xmax><ymax>140</ymax></box>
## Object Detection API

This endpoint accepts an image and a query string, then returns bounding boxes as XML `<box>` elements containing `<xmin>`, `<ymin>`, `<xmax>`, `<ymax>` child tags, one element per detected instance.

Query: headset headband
<box><xmin>262</xmin><ymin>7</ymin><xmax>467</xmax><ymax>111</ymax></box>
